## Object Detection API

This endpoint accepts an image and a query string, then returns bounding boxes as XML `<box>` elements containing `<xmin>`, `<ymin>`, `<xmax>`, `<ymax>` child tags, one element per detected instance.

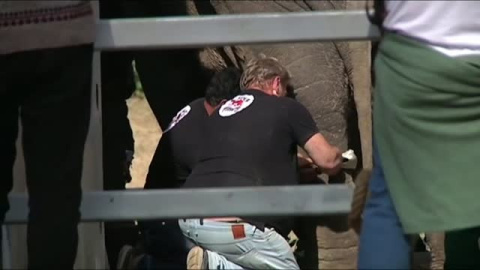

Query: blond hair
<box><xmin>240</xmin><ymin>55</ymin><xmax>291</xmax><ymax>90</ymax></box>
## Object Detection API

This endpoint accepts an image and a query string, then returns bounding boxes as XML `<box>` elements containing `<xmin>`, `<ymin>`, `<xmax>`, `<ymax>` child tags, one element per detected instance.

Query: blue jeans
<box><xmin>358</xmin><ymin>146</ymin><xmax>411</xmax><ymax>269</ymax></box>
<box><xmin>179</xmin><ymin>219</ymin><xmax>299</xmax><ymax>269</ymax></box>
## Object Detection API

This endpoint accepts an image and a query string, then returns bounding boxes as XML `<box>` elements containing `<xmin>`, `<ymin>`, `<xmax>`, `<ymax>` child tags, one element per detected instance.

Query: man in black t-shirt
<box><xmin>144</xmin><ymin>67</ymin><xmax>243</xmax><ymax>189</ymax></box>
<box><xmin>180</xmin><ymin>57</ymin><xmax>343</xmax><ymax>270</ymax></box>
<box><xmin>117</xmin><ymin>67</ymin><xmax>242</xmax><ymax>269</ymax></box>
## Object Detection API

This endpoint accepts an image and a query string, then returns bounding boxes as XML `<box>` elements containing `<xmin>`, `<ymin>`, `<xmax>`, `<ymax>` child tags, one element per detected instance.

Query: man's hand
<box><xmin>303</xmin><ymin>133</ymin><xmax>343</xmax><ymax>176</ymax></box>
<box><xmin>297</xmin><ymin>152</ymin><xmax>313</xmax><ymax>168</ymax></box>
<box><xmin>321</xmin><ymin>148</ymin><xmax>342</xmax><ymax>175</ymax></box>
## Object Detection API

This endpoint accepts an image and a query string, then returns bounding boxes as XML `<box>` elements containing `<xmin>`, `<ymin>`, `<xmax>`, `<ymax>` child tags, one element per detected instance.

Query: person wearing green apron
<box><xmin>358</xmin><ymin>1</ymin><xmax>480</xmax><ymax>269</ymax></box>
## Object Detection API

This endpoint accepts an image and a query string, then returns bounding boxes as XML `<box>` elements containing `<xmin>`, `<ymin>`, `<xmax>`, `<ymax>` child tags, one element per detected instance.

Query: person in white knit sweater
<box><xmin>0</xmin><ymin>1</ymin><xmax>94</xmax><ymax>268</ymax></box>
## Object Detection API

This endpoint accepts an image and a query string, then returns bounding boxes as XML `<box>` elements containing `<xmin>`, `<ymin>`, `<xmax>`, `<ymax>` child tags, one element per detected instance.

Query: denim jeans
<box><xmin>179</xmin><ymin>219</ymin><xmax>299</xmax><ymax>269</ymax></box>
<box><xmin>358</xmin><ymin>145</ymin><xmax>411</xmax><ymax>269</ymax></box>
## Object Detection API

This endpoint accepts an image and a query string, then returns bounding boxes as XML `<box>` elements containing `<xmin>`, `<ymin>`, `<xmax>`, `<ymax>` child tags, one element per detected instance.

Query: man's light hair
<box><xmin>240</xmin><ymin>55</ymin><xmax>291</xmax><ymax>91</ymax></box>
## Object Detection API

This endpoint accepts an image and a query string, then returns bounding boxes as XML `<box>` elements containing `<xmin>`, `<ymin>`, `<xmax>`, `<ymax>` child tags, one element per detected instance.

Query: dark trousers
<box><xmin>0</xmin><ymin>45</ymin><xmax>93</xmax><ymax>268</ymax></box>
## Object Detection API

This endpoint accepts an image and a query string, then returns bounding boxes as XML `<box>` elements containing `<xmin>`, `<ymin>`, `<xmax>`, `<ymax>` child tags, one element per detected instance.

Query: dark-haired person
<box><xmin>144</xmin><ymin>67</ymin><xmax>243</xmax><ymax>189</ymax></box>
<box><xmin>359</xmin><ymin>1</ymin><xmax>480</xmax><ymax>269</ymax></box>
<box><xmin>117</xmin><ymin>67</ymin><xmax>243</xmax><ymax>269</ymax></box>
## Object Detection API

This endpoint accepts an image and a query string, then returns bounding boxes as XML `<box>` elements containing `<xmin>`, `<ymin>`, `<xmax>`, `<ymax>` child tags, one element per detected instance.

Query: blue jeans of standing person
<box><xmin>179</xmin><ymin>219</ymin><xmax>299</xmax><ymax>269</ymax></box>
<box><xmin>358</xmin><ymin>145</ymin><xmax>411</xmax><ymax>269</ymax></box>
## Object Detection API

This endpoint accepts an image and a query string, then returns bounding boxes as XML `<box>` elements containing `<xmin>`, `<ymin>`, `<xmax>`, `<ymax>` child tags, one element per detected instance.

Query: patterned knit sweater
<box><xmin>0</xmin><ymin>1</ymin><xmax>95</xmax><ymax>55</ymax></box>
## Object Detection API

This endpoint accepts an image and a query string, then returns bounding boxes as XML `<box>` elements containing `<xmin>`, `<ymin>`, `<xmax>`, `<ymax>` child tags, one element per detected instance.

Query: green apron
<box><xmin>374</xmin><ymin>32</ymin><xmax>480</xmax><ymax>233</ymax></box>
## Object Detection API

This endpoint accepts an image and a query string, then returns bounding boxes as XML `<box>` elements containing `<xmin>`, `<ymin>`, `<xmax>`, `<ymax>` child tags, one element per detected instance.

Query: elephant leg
<box><xmin>100</xmin><ymin>50</ymin><xmax>137</xmax><ymax>270</ymax></box>
<box><xmin>427</xmin><ymin>233</ymin><xmax>445</xmax><ymax>270</ymax></box>
<box><xmin>134</xmin><ymin>49</ymin><xmax>207</xmax><ymax>129</ymax></box>
<box><xmin>134</xmin><ymin>49</ymin><xmax>210</xmax><ymax>188</ymax></box>
<box><xmin>119</xmin><ymin>0</ymin><xmax>212</xmax><ymax>188</ymax></box>
<box><xmin>199</xmin><ymin>1</ymin><xmax>370</xmax><ymax>269</ymax></box>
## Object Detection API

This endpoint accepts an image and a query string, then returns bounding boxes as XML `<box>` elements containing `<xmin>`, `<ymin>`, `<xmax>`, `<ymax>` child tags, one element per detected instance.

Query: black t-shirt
<box><xmin>184</xmin><ymin>89</ymin><xmax>319</xmax><ymax>236</ymax></box>
<box><xmin>148</xmin><ymin>98</ymin><xmax>209</xmax><ymax>187</ymax></box>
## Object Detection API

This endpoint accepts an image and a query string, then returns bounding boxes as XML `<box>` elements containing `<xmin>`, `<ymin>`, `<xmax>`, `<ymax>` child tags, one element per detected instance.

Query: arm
<box><xmin>302</xmin><ymin>133</ymin><xmax>342</xmax><ymax>176</ymax></box>
<box><xmin>285</xmin><ymin>99</ymin><xmax>343</xmax><ymax>176</ymax></box>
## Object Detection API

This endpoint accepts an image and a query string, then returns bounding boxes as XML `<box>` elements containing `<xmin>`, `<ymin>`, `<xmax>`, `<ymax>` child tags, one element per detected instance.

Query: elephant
<box><xmin>100</xmin><ymin>0</ymin><xmax>373</xmax><ymax>269</ymax></box>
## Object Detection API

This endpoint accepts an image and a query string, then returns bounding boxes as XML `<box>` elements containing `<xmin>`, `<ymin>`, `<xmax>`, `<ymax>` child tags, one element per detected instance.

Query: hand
<box><xmin>303</xmin><ymin>133</ymin><xmax>344</xmax><ymax>176</ymax></box>
<box><xmin>297</xmin><ymin>153</ymin><xmax>314</xmax><ymax>168</ymax></box>
<box><xmin>322</xmin><ymin>147</ymin><xmax>343</xmax><ymax>176</ymax></box>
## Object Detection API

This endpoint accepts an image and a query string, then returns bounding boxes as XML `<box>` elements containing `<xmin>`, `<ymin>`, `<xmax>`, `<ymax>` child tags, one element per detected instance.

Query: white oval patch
<box><xmin>219</xmin><ymin>95</ymin><xmax>254</xmax><ymax>117</ymax></box>
<box><xmin>163</xmin><ymin>105</ymin><xmax>191</xmax><ymax>133</ymax></box>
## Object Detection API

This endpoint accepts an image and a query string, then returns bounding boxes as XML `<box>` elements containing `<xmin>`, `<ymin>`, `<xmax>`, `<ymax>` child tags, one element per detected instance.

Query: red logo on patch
<box><xmin>219</xmin><ymin>95</ymin><xmax>254</xmax><ymax>117</ymax></box>
<box><xmin>231</xmin><ymin>99</ymin><xmax>244</xmax><ymax>107</ymax></box>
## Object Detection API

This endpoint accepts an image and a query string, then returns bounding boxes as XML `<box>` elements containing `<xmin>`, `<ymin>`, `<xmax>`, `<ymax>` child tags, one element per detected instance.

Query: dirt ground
<box><xmin>125</xmin><ymin>93</ymin><xmax>162</xmax><ymax>189</ymax></box>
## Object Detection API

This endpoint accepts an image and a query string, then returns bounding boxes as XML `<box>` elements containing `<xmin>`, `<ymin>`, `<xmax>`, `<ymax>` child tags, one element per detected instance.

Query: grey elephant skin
<box><xmin>103</xmin><ymin>1</ymin><xmax>373</xmax><ymax>269</ymax></box>
<box><xmin>191</xmin><ymin>2</ymin><xmax>372</xmax><ymax>268</ymax></box>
